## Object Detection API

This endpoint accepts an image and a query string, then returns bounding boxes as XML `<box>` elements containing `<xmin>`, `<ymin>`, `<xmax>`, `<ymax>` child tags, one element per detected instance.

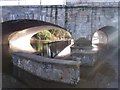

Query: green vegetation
<box><xmin>33</xmin><ymin>29</ymin><xmax>72</xmax><ymax>41</ymax></box>
<box><xmin>31</xmin><ymin>29</ymin><xmax>72</xmax><ymax>53</ymax></box>
<box><xmin>49</xmin><ymin>29</ymin><xmax>72</xmax><ymax>40</ymax></box>
<box><xmin>31</xmin><ymin>40</ymin><xmax>50</xmax><ymax>53</ymax></box>
<box><xmin>35</xmin><ymin>30</ymin><xmax>52</xmax><ymax>40</ymax></box>
<box><xmin>33</xmin><ymin>40</ymin><xmax>42</xmax><ymax>52</ymax></box>
<box><xmin>74</xmin><ymin>37</ymin><xmax>91</xmax><ymax>46</ymax></box>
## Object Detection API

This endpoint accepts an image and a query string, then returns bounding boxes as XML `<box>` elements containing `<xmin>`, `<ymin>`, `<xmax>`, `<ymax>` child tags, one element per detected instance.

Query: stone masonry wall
<box><xmin>71</xmin><ymin>46</ymin><xmax>98</xmax><ymax>66</ymax></box>
<box><xmin>12</xmin><ymin>52</ymin><xmax>81</xmax><ymax>85</ymax></box>
<box><xmin>2</xmin><ymin>2</ymin><xmax>118</xmax><ymax>39</ymax></box>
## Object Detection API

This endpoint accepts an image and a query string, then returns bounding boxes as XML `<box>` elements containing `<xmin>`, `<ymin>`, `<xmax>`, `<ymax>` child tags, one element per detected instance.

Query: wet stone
<box><xmin>71</xmin><ymin>46</ymin><xmax>98</xmax><ymax>66</ymax></box>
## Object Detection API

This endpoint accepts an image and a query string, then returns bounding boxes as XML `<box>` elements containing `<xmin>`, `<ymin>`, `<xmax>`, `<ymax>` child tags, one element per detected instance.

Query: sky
<box><xmin>0</xmin><ymin>0</ymin><xmax>119</xmax><ymax>6</ymax></box>
<box><xmin>0</xmin><ymin>0</ymin><xmax>66</xmax><ymax>6</ymax></box>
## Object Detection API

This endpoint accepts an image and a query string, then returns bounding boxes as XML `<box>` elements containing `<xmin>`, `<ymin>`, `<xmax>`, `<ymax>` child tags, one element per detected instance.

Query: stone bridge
<box><xmin>1</xmin><ymin>1</ymin><xmax>119</xmax><ymax>86</ymax></box>
<box><xmin>1</xmin><ymin>2</ymin><xmax>119</xmax><ymax>40</ymax></box>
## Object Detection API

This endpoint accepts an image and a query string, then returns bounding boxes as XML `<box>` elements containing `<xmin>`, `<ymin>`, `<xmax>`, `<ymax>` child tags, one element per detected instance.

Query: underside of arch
<box><xmin>9</xmin><ymin>25</ymin><xmax>67</xmax><ymax>53</ymax></box>
<box><xmin>2</xmin><ymin>19</ymin><xmax>68</xmax><ymax>53</ymax></box>
<box><xmin>92</xmin><ymin>26</ymin><xmax>118</xmax><ymax>48</ymax></box>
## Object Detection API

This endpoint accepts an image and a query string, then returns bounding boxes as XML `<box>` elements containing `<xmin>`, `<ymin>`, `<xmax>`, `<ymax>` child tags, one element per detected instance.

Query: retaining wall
<box><xmin>12</xmin><ymin>52</ymin><xmax>81</xmax><ymax>85</ymax></box>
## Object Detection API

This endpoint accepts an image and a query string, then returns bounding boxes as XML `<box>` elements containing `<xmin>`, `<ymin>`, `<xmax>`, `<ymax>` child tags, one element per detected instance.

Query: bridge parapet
<box><xmin>66</xmin><ymin>2</ymin><xmax>118</xmax><ymax>7</ymax></box>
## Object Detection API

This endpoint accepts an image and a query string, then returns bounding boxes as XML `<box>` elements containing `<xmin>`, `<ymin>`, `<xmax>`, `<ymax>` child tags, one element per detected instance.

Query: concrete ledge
<box><xmin>12</xmin><ymin>52</ymin><xmax>81</xmax><ymax>85</ymax></box>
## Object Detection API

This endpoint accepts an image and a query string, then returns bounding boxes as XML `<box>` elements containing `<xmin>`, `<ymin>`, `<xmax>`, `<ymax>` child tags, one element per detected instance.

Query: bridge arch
<box><xmin>92</xmin><ymin>26</ymin><xmax>118</xmax><ymax>48</ymax></box>
<box><xmin>2</xmin><ymin>19</ymin><xmax>72</xmax><ymax>53</ymax></box>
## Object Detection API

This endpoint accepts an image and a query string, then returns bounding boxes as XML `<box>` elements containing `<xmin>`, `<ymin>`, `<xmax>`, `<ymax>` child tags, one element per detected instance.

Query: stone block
<box><xmin>71</xmin><ymin>46</ymin><xmax>98</xmax><ymax>66</ymax></box>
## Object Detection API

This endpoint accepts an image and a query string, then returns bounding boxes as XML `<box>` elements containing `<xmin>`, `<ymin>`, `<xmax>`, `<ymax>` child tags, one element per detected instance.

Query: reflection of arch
<box><xmin>2</xmin><ymin>19</ymin><xmax>68</xmax><ymax>53</ymax></box>
<box><xmin>92</xmin><ymin>26</ymin><xmax>118</xmax><ymax>48</ymax></box>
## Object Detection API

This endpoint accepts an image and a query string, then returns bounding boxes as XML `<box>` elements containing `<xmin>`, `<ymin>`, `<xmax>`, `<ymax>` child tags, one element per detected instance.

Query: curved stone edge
<box><xmin>12</xmin><ymin>52</ymin><xmax>81</xmax><ymax>85</ymax></box>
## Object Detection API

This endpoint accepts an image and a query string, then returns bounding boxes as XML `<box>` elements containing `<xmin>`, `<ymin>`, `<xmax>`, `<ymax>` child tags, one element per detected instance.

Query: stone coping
<box><xmin>71</xmin><ymin>50</ymin><xmax>97</xmax><ymax>54</ymax></box>
<box><xmin>12</xmin><ymin>52</ymin><xmax>81</xmax><ymax>68</ymax></box>
<box><xmin>71</xmin><ymin>46</ymin><xmax>98</xmax><ymax>54</ymax></box>
<box><xmin>71</xmin><ymin>45</ymin><xmax>93</xmax><ymax>49</ymax></box>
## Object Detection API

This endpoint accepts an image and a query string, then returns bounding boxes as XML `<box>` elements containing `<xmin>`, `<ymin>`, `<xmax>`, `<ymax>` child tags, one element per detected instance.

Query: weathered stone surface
<box><xmin>71</xmin><ymin>46</ymin><xmax>98</xmax><ymax>66</ymax></box>
<box><xmin>12</xmin><ymin>52</ymin><xmax>81</xmax><ymax>85</ymax></box>
<box><xmin>2</xmin><ymin>4</ymin><xmax>118</xmax><ymax>39</ymax></box>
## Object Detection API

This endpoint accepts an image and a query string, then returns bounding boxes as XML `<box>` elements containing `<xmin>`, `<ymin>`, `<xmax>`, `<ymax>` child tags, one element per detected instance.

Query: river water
<box><xmin>2</xmin><ymin>41</ymin><xmax>118</xmax><ymax>88</ymax></box>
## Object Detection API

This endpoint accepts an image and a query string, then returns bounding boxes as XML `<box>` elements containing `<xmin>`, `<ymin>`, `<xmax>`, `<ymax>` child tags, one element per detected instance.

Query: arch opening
<box><xmin>8</xmin><ymin>24</ymin><xmax>73</xmax><ymax>58</ymax></box>
<box><xmin>30</xmin><ymin>29</ymin><xmax>73</xmax><ymax>58</ymax></box>
<box><xmin>8</xmin><ymin>26</ymin><xmax>65</xmax><ymax>52</ymax></box>
<box><xmin>92</xmin><ymin>30</ymin><xmax>108</xmax><ymax>47</ymax></box>
<box><xmin>92</xmin><ymin>26</ymin><xmax>118</xmax><ymax>48</ymax></box>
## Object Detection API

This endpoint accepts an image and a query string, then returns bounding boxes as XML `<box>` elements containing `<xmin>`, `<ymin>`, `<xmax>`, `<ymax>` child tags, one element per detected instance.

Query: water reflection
<box><xmin>2</xmin><ymin>41</ymin><xmax>118</xmax><ymax>88</ymax></box>
<box><xmin>31</xmin><ymin>40</ymin><xmax>71</xmax><ymax>58</ymax></box>
<box><xmin>11</xmin><ymin>55</ymin><xmax>117</xmax><ymax>88</ymax></box>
